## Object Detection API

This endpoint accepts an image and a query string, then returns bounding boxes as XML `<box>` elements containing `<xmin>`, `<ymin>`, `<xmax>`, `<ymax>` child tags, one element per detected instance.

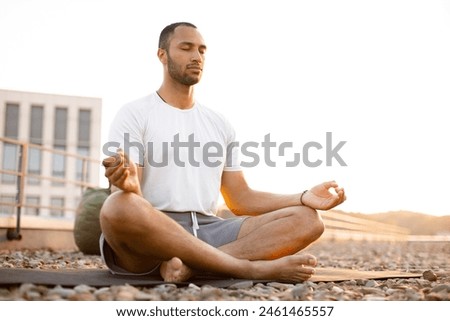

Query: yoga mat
<box><xmin>0</xmin><ymin>267</ymin><xmax>421</xmax><ymax>288</ymax></box>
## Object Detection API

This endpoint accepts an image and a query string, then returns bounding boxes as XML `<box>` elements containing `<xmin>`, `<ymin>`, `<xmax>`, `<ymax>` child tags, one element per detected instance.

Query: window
<box><xmin>78</xmin><ymin>109</ymin><xmax>91</xmax><ymax>147</ymax></box>
<box><xmin>28</xmin><ymin>105</ymin><xmax>44</xmax><ymax>185</ymax></box>
<box><xmin>52</xmin><ymin>107</ymin><xmax>67</xmax><ymax>186</ymax></box>
<box><xmin>4</xmin><ymin>103</ymin><xmax>19</xmax><ymax>139</ymax></box>
<box><xmin>52</xmin><ymin>148</ymin><xmax>65</xmax><ymax>186</ymax></box>
<box><xmin>1</xmin><ymin>144</ymin><xmax>18</xmax><ymax>184</ymax></box>
<box><xmin>50</xmin><ymin>197</ymin><xmax>64</xmax><ymax>217</ymax></box>
<box><xmin>29</xmin><ymin>105</ymin><xmax>43</xmax><ymax>144</ymax></box>
<box><xmin>2</xmin><ymin>103</ymin><xmax>19</xmax><ymax>184</ymax></box>
<box><xmin>25</xmin><ymin>196</ymin><xmax>40</xmax><ymax>216</ymax></box>
<box><xmin>76</xmin><ymin>147</ymin><xmax>90</xmax><ymax>181</ymax></box>
<box><xmin>0</xmin><ymin>195</ymin><xmax>15</xmax><ymax>215</ymax></box>
<box><xmin>27</xmin><ymin>147</ymin><xmax>42</xmax><ymax>185</ymax></box>
<box><xmin>54</xmin><ymin>107</ymin><xmax>68</xmax><ymax>147</ymax></box>
<box><xmin>77</xmin><ymin>109</ymin><xmax>91</xmax><ymax>181</ymax></box>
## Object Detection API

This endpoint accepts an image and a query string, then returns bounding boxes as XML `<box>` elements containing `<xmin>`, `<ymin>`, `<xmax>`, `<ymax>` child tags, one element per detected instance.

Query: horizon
<box><xmin>1</xmin><ymin>0</ymin><xmax>449</xmax><ymax>217</ymax></box>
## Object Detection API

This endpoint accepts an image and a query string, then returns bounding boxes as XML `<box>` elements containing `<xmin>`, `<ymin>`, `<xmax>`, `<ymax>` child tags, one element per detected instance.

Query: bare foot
<box><xmin>160</xmin><ymin>257</ymin><xmax>194</xmax><ymax>282</ymax></box>
<box><xmin>252</xmin><ymin>253</ymin><xmax>318</xmax><ymax>282</ymax></box>
<box><xmin>160</xmin><ymin>254</ymin><xmax>317</xmax><ymax>283</ymax></box>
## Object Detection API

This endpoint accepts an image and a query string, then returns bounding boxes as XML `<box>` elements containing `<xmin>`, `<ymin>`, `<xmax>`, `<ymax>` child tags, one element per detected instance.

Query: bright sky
<box><xmin>1</xmin><ymin>0</ymin><xmax>449</xmax><ymax>216</ymax></box>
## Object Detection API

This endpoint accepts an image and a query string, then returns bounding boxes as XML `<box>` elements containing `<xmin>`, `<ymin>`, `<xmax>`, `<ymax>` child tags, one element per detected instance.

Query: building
<box><xmin>0</xmin><ymin>89</ymin><xmax>102</xmax><ymax>219</ymax></box>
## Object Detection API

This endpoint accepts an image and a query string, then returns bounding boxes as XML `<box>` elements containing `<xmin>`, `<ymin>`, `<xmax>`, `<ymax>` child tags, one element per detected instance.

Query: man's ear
<box><xmin>157</xmin><ymin>48</ymin><xmax>167</xmax><ymax>64</ymax></box>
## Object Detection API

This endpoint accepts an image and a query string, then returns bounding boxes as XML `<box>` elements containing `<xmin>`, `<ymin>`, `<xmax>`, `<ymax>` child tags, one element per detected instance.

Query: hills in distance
<box><xmin>332</xmin><ymin>210</ymin><xmax>450</xmax><ymax>235</ymax></box>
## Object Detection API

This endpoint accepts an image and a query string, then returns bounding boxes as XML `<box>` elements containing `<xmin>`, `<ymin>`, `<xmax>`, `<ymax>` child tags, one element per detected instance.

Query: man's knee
<box><xmin>100</xmin><ymin>191</ymin><xmax>138</xmax><ymax>231</ymax></box>
<box><xmin>293</xmin><ymin>206</ymin><xmax>325</xmax><ymax>241</ymax></box>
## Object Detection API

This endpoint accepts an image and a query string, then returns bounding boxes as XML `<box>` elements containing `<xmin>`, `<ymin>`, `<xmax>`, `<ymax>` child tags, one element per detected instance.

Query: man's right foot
<box><xmin>251</xmin><ymin>253</ymin><xmax>317</xmax><ymax>282</ymax></box>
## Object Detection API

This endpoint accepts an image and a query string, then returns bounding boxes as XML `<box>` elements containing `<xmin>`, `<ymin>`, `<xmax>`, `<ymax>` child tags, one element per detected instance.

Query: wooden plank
<box><xmin>322</xmin><ymin>228</ymin><xmax>408</xmax><ymax>241</ymax></box>
<box><xmin>323</xmin><ymin>218</ymin><xmax>402</xmax><ymax>235</ymax></box>
<box><xmin>321</xmin><ymin>211</ymin><xmax>410</xmax><ymax>234</ymax></box>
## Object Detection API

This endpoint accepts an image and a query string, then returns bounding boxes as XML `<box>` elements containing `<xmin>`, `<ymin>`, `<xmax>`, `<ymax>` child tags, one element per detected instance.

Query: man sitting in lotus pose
<box><xmin>100</xmin><ymin>22</ymin><xmax>346</xmax><ymax>282</ymax></box>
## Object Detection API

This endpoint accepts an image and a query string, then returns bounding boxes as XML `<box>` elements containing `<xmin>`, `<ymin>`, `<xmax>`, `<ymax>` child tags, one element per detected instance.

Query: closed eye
<box><xmin>178</xmin><ymin>42</ymin><xmax>207</xmax><ymax>54</ymax></box>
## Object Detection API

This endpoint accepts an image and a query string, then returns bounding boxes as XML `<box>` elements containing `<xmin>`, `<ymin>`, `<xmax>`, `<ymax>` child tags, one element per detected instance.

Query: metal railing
<box><xmin>0</xmin><ymin>137</ymin><xmax>101</xmax><ymax>240</ymax></box>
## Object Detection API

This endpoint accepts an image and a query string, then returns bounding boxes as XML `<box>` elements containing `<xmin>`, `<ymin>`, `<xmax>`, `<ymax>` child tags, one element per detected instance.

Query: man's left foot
<box><xmin>160</xmin><ymin>257</ymin><xmax>194</xmax><ymax>282</ymax></box>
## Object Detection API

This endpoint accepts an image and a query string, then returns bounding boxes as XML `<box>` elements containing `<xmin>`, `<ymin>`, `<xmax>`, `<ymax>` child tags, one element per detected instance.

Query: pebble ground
<box><xmin>0</xmin><ymin>240</ymin><xmax>449</xmax><ymax>301</ymax></box>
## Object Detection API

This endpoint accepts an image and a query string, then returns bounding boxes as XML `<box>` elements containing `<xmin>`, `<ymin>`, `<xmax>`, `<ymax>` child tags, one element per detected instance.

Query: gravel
<box><xmin>0</xmin><ymin>240</ymin><xmax>449</xmax><ymax>301</ymax></box>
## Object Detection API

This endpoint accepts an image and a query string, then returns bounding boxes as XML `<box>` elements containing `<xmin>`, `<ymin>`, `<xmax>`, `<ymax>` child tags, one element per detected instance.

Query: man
<box><xmin>101</xmin><ymin>22</ymin><xmax>346</xmax><ymax>283</ymax></box>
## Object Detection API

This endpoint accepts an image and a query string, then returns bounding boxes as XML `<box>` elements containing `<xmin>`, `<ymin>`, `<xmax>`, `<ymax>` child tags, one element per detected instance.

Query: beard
<box><xmin>167</xmin><ymin>54</ymin><xmax>201</xmax><ymax>86</ymax></box>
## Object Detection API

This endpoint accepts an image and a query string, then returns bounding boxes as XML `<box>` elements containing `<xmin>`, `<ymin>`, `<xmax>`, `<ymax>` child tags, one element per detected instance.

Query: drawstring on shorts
<box><xmin>190</xmin><ymin>211</ymin><xmax>199</xmax><ymax>238</ymax></box>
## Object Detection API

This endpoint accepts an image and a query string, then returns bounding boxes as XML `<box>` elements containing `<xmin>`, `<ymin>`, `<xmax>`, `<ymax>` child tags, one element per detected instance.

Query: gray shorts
<box><xmin>100</xmin><ymin>211</ymin><xmax>247</xmax><ymax>276</ymax></box>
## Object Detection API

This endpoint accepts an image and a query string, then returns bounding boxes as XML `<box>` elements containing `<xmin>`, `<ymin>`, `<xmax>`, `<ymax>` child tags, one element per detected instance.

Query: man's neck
<box><xmin>157</xmin><ymin>82</ymin><xmax>195</xmax><ymax>110</ymax></box>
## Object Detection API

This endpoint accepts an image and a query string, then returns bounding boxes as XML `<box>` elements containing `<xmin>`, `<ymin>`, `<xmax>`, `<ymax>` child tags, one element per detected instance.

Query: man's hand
<box><xmin>302</xmin><ymin>181</ymin><xmax>346</xmax><ymax>210</ymax></box>
<box><xmin>102</xmin><ymin>150</ymin><xmax>142</xmax><ymax>196</ymax></box>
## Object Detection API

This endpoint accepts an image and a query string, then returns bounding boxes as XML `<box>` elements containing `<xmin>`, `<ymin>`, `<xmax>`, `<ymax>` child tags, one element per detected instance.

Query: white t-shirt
<box><xmin>108</xmin><ymin>92</ymin><xmax>241</xmax><ymax>216</ymax></box>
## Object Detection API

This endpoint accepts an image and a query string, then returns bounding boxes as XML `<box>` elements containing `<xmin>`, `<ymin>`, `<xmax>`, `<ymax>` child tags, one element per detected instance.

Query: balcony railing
<box><xmin>0</xmin><ymin>136</ymin><xmax>101</xmax><ymax>241</ymax></box>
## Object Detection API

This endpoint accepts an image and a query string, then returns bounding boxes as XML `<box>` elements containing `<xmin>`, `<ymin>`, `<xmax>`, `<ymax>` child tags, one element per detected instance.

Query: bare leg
<box><xmin>100</xmin><ymin>192</ymin><xmax>318</xmax><ymax>282</ymax></box>
<box><xmin>220</xmin><ymin>206</ymin><xmax>324</xmax><ymax>260</ymax></box>
<box><xmin>164</xmin><ymin>206</ymin><xmax>324</xmax><ymax>281</ymax></box>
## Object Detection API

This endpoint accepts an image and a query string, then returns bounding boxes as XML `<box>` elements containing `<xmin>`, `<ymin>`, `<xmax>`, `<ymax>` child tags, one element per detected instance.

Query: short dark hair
<box><xmin>159</xmin><ymin>22</ymin><xmax>197</xmax><ymax>51</ymax></box>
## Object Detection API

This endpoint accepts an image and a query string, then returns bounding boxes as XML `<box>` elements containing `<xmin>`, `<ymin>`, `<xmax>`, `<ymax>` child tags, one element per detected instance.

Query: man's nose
<box><xmin>191</xmin><ymin>50</ymin><xmax>203</xmax><ymax>63</ymax></box>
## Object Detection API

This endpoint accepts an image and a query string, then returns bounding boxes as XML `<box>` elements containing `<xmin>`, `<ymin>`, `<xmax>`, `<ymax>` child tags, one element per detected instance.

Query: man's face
<box><xmin>165</xmin><ymin>26</ymin><xmax>207</xmax><ymax>86</ymax></box>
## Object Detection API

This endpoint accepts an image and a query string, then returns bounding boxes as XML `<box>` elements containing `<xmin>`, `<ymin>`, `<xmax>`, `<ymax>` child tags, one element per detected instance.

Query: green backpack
<box><xmin>74</xmin><ymin>187</ymin><xmax>110</xmax><ymax>255</ymax></box>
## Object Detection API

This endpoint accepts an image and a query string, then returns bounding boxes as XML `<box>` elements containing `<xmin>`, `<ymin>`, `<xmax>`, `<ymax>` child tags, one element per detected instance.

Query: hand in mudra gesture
<box><xmin>102</xmin><ymin>149</ymin><xmax>142</xmax><ymax>196</ymax></box>
<box><xmin>302</xmin><ymin>181</ymin><xmax>346</xmax><ymax>210</ymax></box>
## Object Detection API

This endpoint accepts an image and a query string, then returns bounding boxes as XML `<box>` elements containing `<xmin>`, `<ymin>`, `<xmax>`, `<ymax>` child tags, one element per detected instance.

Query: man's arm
<box><xmin>220</xmin><ymin>171</ymin><xmax>302</xmax><ymax>216</ymax></box>
<box><xmin>220</xmin><ymin>171</ymin><xmax>346</xmax><ymax>216</ymax></box>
